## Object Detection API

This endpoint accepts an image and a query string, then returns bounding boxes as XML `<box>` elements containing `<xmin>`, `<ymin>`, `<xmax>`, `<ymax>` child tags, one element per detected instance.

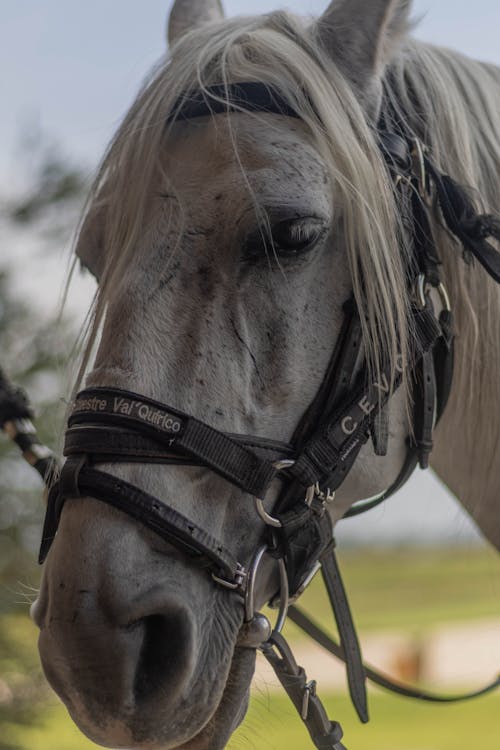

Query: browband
<box><xmin>168</xmin><ymin>81</ymin><xmax>301</xmax><ymax>122</ymax></box>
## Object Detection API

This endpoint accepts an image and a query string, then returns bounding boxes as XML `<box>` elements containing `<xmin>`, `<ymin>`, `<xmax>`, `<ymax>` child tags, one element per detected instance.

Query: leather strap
<box><xmin>320</xmin><ymin>545</ymin><xmax>368</xmax><ymax>723</ymax></box>
<box><xmin>39</xmin><ymin>461</ymin><xmax>243</xmax><ymax>583</ymax></box>
<box><xmin>169</xmin><ymin>82</ymin><xmax>302</xmax><ymax>123</ymax></box>
<box><xmin>415</xmin><ymin>349</ymin><xmax>437</xmax><ymax>469</ymax></box>
<box><xmin>262</xmin><ymin>632</ymin><xmax>347</xmax><ymax>750</ymax></box>
<box><xmin>425</xmin><ymin>160</ymin><xmax>500</xmax><ymax>283</ymax></box>
<box><xmin>288</xmin><ymin>606</ymin><xmax>500</xmax><ymax>704</ymax></box>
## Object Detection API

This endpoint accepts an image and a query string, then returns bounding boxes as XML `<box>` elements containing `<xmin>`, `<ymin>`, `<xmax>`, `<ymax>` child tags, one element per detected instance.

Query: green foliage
<box><xmin>3</xmin><ymin>688</ymin><xmax>499</xmax><ymax>750</ymax></box>
<box><xmin>0</xmin><ymin>133</ymin><xmax>84</xmax><ymax>573</ymax></box>
<box><xmin>4</xmin><ymin>127</ymin><xmax>86</xmax><ymax>228</ymax></box>
<box><xmin>0</xmin><ymin>134</ymin><xmax>86</xmax><ymax>743</ymax></box>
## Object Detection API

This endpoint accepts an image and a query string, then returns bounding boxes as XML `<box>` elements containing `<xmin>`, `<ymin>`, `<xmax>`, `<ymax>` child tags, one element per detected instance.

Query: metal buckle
<box><xmin>211</xmin><ymin>563</ymin><xmax>247</xmax><ymax>591</ymax></box>
<box><xmin>254</xmin><ymin>458</ymin><xmax>295</xmax><ymax>528</ymax></box>
<box><xmin>301</xmin><ymin>680</ymin><xmax>317</xmax><ymax>720</ymax></box>
<box><xmin>415</xmin><ymin>274</ymin><xmax>451</xmax><ymax>312</ymax></box>
<box><xmin>314</xmin><ymin>482</ymin><xmax>336</xmax><ymax>504</ymax></box>
<box><xmin>411</xmin><ymin>138</ymin><xmax>430</xmax><ymax>201</ymax></box>
<box><xmin>305</xmin><ymin>482</ymin><xmax>336</xmax><ymax>508</ymax></box>
<box><xmin>254</xmin><ymin>498</ymin><xmax>282</xmax><ymax>527</ymax></box>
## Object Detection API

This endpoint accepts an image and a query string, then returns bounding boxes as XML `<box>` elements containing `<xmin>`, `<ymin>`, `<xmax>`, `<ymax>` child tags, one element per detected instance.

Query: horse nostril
<box><xmin>133</xmin><ymin>610</ymin><xmax>195</xmax><ymax>704</ymax></box>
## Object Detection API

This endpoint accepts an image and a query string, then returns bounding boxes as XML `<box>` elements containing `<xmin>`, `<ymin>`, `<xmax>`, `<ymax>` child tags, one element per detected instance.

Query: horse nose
<box><xmin>38</xmin><ymin>584</ymin><xmax>198</xmax><ymax>716</ymax></box>
<box><xmin>127</xmin><ymin>600</ymin><xmax>197</xmax><ymax>705</ymax></box>
<box><xmin>35</xmin><ymin>499</ymin><xmax>200</xmax><ymax>727</ymax></box>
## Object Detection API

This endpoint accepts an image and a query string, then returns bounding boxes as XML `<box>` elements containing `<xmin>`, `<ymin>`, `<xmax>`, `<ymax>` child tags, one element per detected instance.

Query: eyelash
<box><xmin>244</xmin><ymin>218</ymin><xmax>326</xmax><ymax>260</ymax></box>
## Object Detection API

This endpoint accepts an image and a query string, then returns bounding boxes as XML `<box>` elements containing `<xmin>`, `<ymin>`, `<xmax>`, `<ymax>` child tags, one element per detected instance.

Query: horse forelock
<box><xmin>73</xmin><ymin>10</ymin><xmax>500</xmax><ymax>515</ymax></box>
<box><xmin>73</xmin><ymin>9</ymin><xmax>411</xmax><ymax>405</ymax></box>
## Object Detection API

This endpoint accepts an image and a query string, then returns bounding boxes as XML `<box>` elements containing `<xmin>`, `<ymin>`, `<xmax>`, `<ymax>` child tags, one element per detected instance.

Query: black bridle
<box><xmin>38</xmin><ymin>83</ymin><xmax>500</xmax><ymax>750</ymax></box>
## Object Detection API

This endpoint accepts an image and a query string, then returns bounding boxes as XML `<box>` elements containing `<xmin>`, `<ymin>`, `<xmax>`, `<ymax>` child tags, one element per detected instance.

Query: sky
<box><xmin>1</xmin><ymin>1</ymin><xmax>500</xmax><ymax>182</ymax></box>
<box><xmin>2</xmin><ymin>0</ymin><xmax>499</xmax><ymax>546</ymax></box>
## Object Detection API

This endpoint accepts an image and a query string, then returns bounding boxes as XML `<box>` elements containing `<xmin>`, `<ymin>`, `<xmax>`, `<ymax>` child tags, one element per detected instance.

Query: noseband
<box><xmin>39</xmin><ymin>83</ymin><xmax>500</xmax><ymax>750</ymax></box>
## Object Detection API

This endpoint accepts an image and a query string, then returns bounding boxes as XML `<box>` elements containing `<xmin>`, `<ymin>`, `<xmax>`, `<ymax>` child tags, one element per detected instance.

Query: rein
<box><xmin>14</xmin><ymin>82</ymin><xmax>500</xmax><ymax>749</ymax></box>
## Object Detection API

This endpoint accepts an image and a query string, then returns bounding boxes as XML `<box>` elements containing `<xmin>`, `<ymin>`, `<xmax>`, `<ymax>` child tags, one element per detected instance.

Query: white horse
<box><xmin>32</xmin><ymin>1</ymin><xmax>500</xmax><ymax>748</ymax></box>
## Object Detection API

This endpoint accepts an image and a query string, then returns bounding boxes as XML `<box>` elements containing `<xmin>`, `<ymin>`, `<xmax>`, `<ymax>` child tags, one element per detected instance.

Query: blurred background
<box><xmin>1</xmin><ymin>2</ymin><xmax>499</xmax><ymax>749</ymax></box>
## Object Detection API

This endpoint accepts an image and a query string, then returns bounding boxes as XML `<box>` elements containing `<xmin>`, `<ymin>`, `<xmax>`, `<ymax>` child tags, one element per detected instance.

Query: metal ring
<box><xmin>255</xmin><ymin>498</ymin><xmax>282</xmax><ymax>528</ymax></box>
<box><xmin>305</xmin><ymin>485</ymin><xmax>315</xmax><ymax>507</ymax></box>
<box><xmin>437</xmin><ymin>282</ymin><xmax>451</xmax><ymax>312</ymax></box>
<box><xmin>244</xmin><ymin>547</ymin><xmax>289</xmax><ymax>635</ymax></box>
<box><xmin>273</xmin><ymin>459</ymin><xmax>296</xmax><ymax>471</ymax></box>
<box><xmin>411</xmin><ymin>138</ymin><xmax>429</xmax><ymax>201</ymax></box>
<box><xmin>273</xmin><ymin>557</ymin><xmax>290</xmax><ymax>635</ymax></box>
<box><xmin>253</xmin><ymin>458</ymin><xmax>295</xmax><ymax>528</ymax></box>
<box><xmin>244</xmin><ymin>545</ymin><xmax>268</xmax><ymax>622</ymax></box>
<box><xmin>416</xmin><ymin>273</ymin><xmax>427</xmax><ymax>309</ymax></box>
<box><xmin>416</xmin><ymin>274</ymin><xmax>451</xmax><ymax>313</ymax></box>
<box><xmin>212</xmin><ymin>563</ymin><xmax>247</xmax><ymax>591</ymax></box>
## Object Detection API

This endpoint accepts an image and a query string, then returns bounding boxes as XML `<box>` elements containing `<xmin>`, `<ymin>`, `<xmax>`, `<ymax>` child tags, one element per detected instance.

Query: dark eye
<box><xmin>244</xmin><ymin>217</ymin><xmax>326</xmax><ymax>261</ymax></box>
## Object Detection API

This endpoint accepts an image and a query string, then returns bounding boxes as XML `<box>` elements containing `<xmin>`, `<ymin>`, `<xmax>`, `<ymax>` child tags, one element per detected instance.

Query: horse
<box><xmin>31</xmin><ymin>1</ymin><xmax>500</xmax><ymax>748</ymax></box>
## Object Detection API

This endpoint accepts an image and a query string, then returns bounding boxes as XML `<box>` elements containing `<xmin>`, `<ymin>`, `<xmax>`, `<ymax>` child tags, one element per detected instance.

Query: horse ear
<box><xmin>315</xmin><ymin>0</ymin><xmax>412</xmax><ymax>111</ymax></box>
<box><xmin>167</xmin><ymin>0</ymin><xmax>225</xmax><ymax>47</ymax></box>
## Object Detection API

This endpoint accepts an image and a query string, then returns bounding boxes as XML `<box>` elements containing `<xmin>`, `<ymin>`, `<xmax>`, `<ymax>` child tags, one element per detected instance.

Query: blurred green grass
<box><xmin>3</xmin><ymin>687</ymin><xmax>500</xmax><ymax>750</ymax></box>
<box><xmin>1</xmin><ymin>546</ymin><xmax>499</xmax><ymax>750</ymax></box>
<box><xmin>276</xmin><ymin>545</ymin><xmax>500</xmax><ymax>638</ymax></box>
<box><xmin>230</xmin><ymin>687</ymin><xmax>500</xmax><ymax>750</ymax></box>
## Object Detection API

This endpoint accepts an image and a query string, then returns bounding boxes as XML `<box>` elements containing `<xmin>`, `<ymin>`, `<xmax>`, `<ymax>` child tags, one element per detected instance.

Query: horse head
<box><xmin>32</xmin><ymin>1</ymin><xmax>500</xmax><ymax>748</ymax></box>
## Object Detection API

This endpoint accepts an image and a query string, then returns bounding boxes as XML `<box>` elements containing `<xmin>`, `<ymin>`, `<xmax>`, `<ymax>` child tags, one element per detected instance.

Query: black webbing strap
<box><xmin>39</xmin><ymin>460</ymin><xmax>242</xmax><ymax>582</ymax></box>
<box><xmin>288</xmin><ymin>605</ymin><xmax>500</xmax><ymax>704</ymax></box>
<box><xmin>272</xmin><ymin>302</ymin><xmax>362</xmax><ymax>530</ymax></box>
<box><xmin>289</xmin><ymin>303</ymin><xmax>441</xmax><ymax>492</ymax></box>
<box><xmin>262</xmin><ymin>632</ymin><xmax>347</xmax><ymax>750</ymax></box>
<box><xmin>64</xmin><ymin>425</ymin><xmax>294</xmax><ymax>466</ymax></box>
<box><xmin>69</xmin><ymin>388</ymin><xmax>278</xmax><ymax>498</ymax></box>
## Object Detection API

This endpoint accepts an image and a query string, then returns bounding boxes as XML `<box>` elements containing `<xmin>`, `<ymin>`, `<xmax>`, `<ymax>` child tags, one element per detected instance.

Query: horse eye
<box><xmin>243</xmin><ymin>217</ymin><xmax>326</xmax><ymax>261</ymax></box>
<box><xmin>271</xmin><ymin>218</ymin><xmax>325</xmax><ymax>255</ymax></box>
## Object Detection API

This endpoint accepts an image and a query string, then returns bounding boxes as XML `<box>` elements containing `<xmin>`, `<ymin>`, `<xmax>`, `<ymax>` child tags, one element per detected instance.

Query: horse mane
<box><xmin>75</xmin><ymin>11</ymin><xmax>500</xmax><ymax>435</ymax></box>
<box><xmin>385</xmin><ymin>40</ymin><xmax>500</xmax><ymax>503</ymax></box>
